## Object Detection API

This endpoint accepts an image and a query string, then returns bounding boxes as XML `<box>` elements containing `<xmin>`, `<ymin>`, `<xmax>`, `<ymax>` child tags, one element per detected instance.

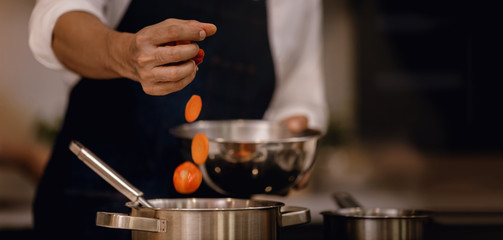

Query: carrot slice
<box><xmin>173</xmin><ymin>161</ymin><xmax>202</xmax><ymax>194</ymax></box>
<box><xmin>175</xmin><ymin>41</ymin><xmax>191</xmax><ymax>45</ymax></box>
<box><xmin>191</xmin><ymin>133</ymin><xmax>209</xmax><ymax>165</ymax></box>
<box><xmin>235</xmin><ymin>143</ymin><xmax>254</xmax><ymax>159</ymax></box>
<box><xmin>185</xmin><ymin>95</ymin><xmax>202</xmax><ymax>122</ymax></box>
<box><xmin>193</xmin><ymin>49</ymin><xmax>205</xmax><ymax>65</ymax></box>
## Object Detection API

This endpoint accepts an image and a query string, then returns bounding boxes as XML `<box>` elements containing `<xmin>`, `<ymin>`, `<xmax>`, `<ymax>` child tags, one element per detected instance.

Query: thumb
<box><xmin>200</xmin><ymin>23</ymin><xmax>217</xmax><ymax>37</ymax></box>
<box><xmin>283</xmin><ymin>115</ymin><xmax>308</xmax><ymax>133</ymax></box>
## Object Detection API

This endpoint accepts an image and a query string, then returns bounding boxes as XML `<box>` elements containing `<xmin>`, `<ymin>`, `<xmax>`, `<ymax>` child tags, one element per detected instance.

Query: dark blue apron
<box><xmin>33</xmin><ymin>0</ymin><xmax>275</xmax><ymax>239</ymax></box>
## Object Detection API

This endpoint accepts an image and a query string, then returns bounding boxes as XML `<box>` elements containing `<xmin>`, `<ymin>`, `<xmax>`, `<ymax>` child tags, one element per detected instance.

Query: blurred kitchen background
<box><xmin>1</xmin><ymin>0</ymin><xmax>502</xmax><ymax>239</ymax></box>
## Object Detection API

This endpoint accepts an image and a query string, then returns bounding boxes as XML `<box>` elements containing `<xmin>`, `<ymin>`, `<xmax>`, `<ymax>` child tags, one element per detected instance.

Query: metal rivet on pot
<box><xmin>159</xmin><ymin>220</ymin><xmax>167</xmax><ymax>232</ymax></box>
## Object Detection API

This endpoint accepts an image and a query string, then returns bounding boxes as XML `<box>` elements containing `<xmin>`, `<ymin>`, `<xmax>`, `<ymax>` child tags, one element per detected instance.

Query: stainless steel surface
<box><xmin>333</xmin><ymin>207</ymin><xmax>430</xmax><ymax>219</ymax></box>
<box><xmin>98</xmin><ymin>198</ymin><xmax>311</xmax><ymax>240</ymax></box>
<box><xmin>69</xmin><ymin>141</ymin><xmax>153</xmax><ymax>208</ymax></box>
<box><xmin>170</xmin><ymin>120</ymin><xmax>322</xmax><ymax>195</ymax></box>
<box><xmin>96</xmin><ymin>212</ymin><xmax>166</xmax><ymax>232</ymax></box>
<box><xmin>322</xmin><ymin>192</ymin><xmax>430</xmax><ymax>240</ymax></box>
<box><xmin>321</xmin><ymin>211</ymin><xmax>428</xmax><ymax>240</ymax></box>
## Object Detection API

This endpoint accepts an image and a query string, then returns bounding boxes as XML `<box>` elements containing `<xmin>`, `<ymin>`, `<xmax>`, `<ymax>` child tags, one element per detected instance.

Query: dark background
<box><xmin>353</xmin><ymin>0</ymin><xmax>503</xmax><ymax>153</ymax></box>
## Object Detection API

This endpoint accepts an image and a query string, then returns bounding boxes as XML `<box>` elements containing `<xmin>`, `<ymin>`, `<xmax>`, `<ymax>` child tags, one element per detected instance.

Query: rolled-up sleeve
<box><xmin>28</xmin><ymin>0</ymin><xmax>108</xmax><ymax>70</ymax></box>
<box><xmin>265</xmin><ymin>0</ymin><xmax>329</xmax><ymax>133</ymax></box>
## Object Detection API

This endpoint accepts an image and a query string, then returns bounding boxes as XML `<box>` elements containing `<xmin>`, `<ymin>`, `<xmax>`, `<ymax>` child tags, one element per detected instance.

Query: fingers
<box><xmin>282</xmin><ymin>115</ymin><xmax>311</xmax><ymax>190</ymax></box>
<box><xmin>293</xmin><ymin>169</ymin><xmax>312</xmax><ymax>190</ymax></box>
<box><xmin>283</xmin><ymin>115</ymin><xmax>309</xmax><ymax>133</ymax></box>
<box><xmin>141</xmin><ymin>60</ymin><xmax>197</xmax><ymax>96</ymax></box>
<box><xmin>164</xmin><ymin>19</ymin><xmax>217</xmax><ymax>38</ymax></box>
<box><xmin>199</xmin><ymin>23</ymin><xmax>217</xmax><ymax>37</ymax></box>
<box><xmin>147</xmin><ymin>19</ymin><xmax>217</xmax><ymax>45</ymax></box>
<box><xmin>131</xmin><ymin>19</ymin><xmax>216</xmax><ymax>96</ymax></box>
<box><xmin>152</xmin><ymin>59</ymin><xmax>197</xmax><ymax>82</ymax></box>
<box><xmin>155</xmin><ymin>43</ymin><xmax>199</xmax><ymax>66</ymax></box>
<box><xmin>134</xmin><ymin>43</ymin><xmax>199</xmax><ymax>67</ymax></box>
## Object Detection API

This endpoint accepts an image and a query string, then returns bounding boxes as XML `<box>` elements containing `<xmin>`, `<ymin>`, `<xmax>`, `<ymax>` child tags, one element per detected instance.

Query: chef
<box><xmin>29</xmin><ymin>0</ymin><xmax>328</xmax><ymax>239</ymax></box>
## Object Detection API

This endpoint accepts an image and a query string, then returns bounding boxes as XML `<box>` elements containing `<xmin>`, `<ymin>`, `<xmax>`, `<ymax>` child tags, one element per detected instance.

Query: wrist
<box><xmin>106</xmin><ymin>30</ymin><xmax>137</xmax><ymax>80</ymax></box>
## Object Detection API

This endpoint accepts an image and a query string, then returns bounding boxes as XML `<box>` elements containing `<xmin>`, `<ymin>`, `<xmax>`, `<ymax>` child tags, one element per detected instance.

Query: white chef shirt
<box><xmin>28</xmin><ymin>0</ymin><xmax>328</xmax><ymax>132</ymax></box>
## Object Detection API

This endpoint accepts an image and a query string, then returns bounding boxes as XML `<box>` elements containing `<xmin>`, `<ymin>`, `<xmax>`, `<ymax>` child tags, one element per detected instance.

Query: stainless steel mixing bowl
<box><xmin>170</xmin><ymin>120</ymin><xmax>322</xmax><ymax>196</ymax></box>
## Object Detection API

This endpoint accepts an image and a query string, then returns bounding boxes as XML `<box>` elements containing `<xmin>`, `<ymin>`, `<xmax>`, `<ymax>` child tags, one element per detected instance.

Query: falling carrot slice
<box><xmin>191</xmin><ymin>133</ymin><xmax>209</xmax><ymax>165</ymax></box>
<box><xmin>185</xmin><ymin>95</ymin><xmax>202</xmax><ymax>122</ymax></box>
<box><xmin>173</xmin><ymin>161</ymin><xmax>202</xmax><ymax>194</ymax></box>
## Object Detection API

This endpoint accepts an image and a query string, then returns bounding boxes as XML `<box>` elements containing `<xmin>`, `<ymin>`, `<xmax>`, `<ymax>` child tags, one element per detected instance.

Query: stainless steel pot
<box><xmin>97</xmin><ymin>198</ymin><xmax>310</xmax><ymax>240</ymax></box>
<box><xmin>321</xmin><ymin>192</ymin><xmax>431</xmax><ymax>240</ymax></box>
<box><xmin>68</xmin><ymin>141</ymin><xmax>310</xmax><ymax>240</ymax></box>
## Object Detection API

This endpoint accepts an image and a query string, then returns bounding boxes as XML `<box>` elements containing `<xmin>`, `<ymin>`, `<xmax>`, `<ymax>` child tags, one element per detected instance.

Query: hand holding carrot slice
<box><xmin>185</xmin><ymin>95</ymin><xmax>202</xmax><ymax>122</ymax></box>
<box><xmin>191</xmin><ymin>133</ymin><xmax>209</xmax><ymax>165</ymax></box>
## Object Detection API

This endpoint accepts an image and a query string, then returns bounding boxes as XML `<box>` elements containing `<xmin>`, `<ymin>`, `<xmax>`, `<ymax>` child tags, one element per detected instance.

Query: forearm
<box><xmin>52</xmin><ymin>11</ymin><xmax>133</xmax><ymax>79</ymax></box>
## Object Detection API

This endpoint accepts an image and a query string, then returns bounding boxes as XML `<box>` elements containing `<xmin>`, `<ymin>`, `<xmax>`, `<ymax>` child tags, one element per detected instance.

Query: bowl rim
<box><xmin>170</xmin><ymin>119</ymin><xmax>322</xmax><ymax>144</ymax></box>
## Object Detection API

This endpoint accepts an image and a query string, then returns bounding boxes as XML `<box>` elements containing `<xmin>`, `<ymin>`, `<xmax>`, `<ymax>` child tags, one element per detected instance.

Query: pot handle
<box><xmin>96</xmin><ymin>212</ymin><xmax>167</xmax><ymax>232</ymax></box>
<box><xmin>332</xmin><ymin>192</ymin><xmax>362</xmax><ymax>208</ymax></box>
<box><xmin>280</xmin><ymin>206</ymin><xmax>311</xmax><ymax>227</ymax></box>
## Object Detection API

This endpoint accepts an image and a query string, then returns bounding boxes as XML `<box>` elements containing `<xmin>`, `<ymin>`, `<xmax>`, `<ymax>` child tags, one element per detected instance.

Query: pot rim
<box><xmin>127</xmin><ymin>198</ymin><xmax>285</xmax><ymax>211</ymax></box>
<box><xmin>321</xmin><ymin>208</ymin><xmax>431</xmax><ymax>219</ymax></box>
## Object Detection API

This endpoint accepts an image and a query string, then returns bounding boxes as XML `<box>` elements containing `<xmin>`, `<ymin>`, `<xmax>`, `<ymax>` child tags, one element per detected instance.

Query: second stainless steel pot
<box><xmin>97</xmin><ymin>198</ymin><xmax>310</xmax><ymax>240</ymax></box>
<box><xmin>321</xmin><ymin>192</ymin><xmax>430</xmax><ymax>240</ymax></box>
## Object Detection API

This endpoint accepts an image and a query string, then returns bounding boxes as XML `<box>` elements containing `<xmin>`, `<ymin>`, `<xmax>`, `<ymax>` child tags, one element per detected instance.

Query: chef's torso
<box><xmin>33</xmin><ymin>1</ymin><xmax>275</xmax><ymax>239</ymax></box>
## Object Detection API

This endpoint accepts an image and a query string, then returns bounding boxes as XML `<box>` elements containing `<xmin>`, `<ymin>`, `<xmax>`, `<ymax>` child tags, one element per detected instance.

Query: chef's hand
<box><xmin>282</xmin><ymin>115</ymin><xmax>308</xmax><ymax>133</ymax></box>
<box><xmin>281</xmin><ymin>115</ymin><xmax>312</xmax><ymax>190</ymax></box>
<box><xmin>121</xmin><ymin>19</ymin><xmax>217</xmax><ymax>95</ymax></box>
<box><xmin>53</xmin><ymin>12</ymin><xmax>217</xmax><ymax>96</ymax></box>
